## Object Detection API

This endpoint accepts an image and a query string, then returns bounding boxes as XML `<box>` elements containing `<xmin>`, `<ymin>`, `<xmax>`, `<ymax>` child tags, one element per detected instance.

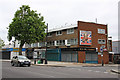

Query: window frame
<box><xmin>98</xmin><ymin>28</ymin><xmax>105</xmax><ymax>34</ymax></box>
<box><xmin>47</xmin><ymin>33</ymin><xmax>52</xmax><ymax>37</ymax></box>
<box><xmin>56</xmin><ymin>31</ymin><xmax>62</xmax><ymax>36</ymax></box>
<box><xmin>98</xmin><ymin>39</ymin><xmax>106</xmax><ymax>44</ymax></box>
<box><xmin>67</xmin><ymin>28</ymin><xmax>74</xmax><ymax>34</ymax></box>
<box><xmin>56</xmin><ymin>40</ymin><xmax>65</xmax><ymax>46</ymax></box>
<box><xmin>67</xmin><ymin>38</ymin><xmax>78</xmax><ymax>45</ymax></box>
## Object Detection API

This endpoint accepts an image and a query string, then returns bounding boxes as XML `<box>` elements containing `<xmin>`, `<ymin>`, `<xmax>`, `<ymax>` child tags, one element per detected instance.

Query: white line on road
<box><xmin>95</xmin><ymin>71</ymin><xmax>100</xmax><ymax>73</ymax></box>
<box><xmin>104</xmin><ymin>72</ymin><xmax>108</xmax><ymax>74</ymax></box>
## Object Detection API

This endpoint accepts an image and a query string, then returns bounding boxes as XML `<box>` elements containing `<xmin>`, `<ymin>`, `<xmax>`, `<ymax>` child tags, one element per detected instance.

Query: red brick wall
<box><xmin>77</xmin><ymin>21</ymin><xmax>108</xmax><ymax>49</ymax></box>
<box><xmin>103</xmin><ymin>51</ymin><xmax>109</xmax><ymax>64</ymax></box>
<box><xmin>48</xmin><ymin>27</ymin><xmax>78</xmax><ymax>41</ymax></box>
<box><xmin>78</xmin><ymin>51</ymin><xmax>85</xmax><ymax>63</ymax></box>
<box><xmin>77</xmin><ymin>21</ymin><xmax>109</xmax><ymax>64</ymax></box>
<box><xmin>98</xmin><ymin>55</ymin><xmax>102</xmax><ymax>63</ymax></box>
<box><xmin>98</xmin><ymin>51</ymin><xmax>109</xmax><ymax>64</ymax></box>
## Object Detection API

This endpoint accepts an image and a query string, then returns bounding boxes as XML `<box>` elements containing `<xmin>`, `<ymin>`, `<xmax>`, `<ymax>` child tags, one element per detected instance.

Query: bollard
<box><xmin>41</xmin><ymin>59</ymin><xmax>43</xmax><ymax>64</ymax></box>
<box><xmin>34</xmin><ymin>59</ymin><xmax>36</xmax><ymax>64</ymax></box>
<box><xmin>45</xmin><ymin>59</ymin><xmax>47</xmax><ymax>64</ymax></box>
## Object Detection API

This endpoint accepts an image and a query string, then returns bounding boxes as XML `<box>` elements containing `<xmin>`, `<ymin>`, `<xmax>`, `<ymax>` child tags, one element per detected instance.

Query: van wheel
<box><xmin>28</xmin><ymin>64</ymin><xmax>31</xmax><ymax>67</ymax></box>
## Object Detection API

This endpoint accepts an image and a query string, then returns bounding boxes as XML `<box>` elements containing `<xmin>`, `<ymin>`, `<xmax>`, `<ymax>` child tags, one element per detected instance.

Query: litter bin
<box><xmin>45</xmin><ymin>59</ymin><xmax>47</xmax><ymax>64</ymax></box>
<box><xmin>37</xmin><ymin>60</ymin><xmax>41</xmax><ymax>64</ymax></box>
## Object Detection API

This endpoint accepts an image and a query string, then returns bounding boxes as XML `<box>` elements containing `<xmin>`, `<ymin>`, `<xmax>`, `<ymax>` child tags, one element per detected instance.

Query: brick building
<box><xmin>29</xmin><ymin>21</ymin><xmax>109</xmax><ymax>64</ymax></box>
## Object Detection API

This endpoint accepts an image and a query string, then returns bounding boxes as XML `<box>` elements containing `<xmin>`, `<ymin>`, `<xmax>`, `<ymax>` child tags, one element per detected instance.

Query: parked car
<box><xmin>11</xmin><ymin>56</ymin><xmax>31</xmax><ymax>67</ymax></box>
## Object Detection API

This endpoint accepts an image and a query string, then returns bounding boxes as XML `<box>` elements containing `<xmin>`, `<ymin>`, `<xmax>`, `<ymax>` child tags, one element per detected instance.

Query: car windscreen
<box><xmin>18</xmin><ymin>56</ymin><xmax>28</xmax><ymax>59</ymax></box>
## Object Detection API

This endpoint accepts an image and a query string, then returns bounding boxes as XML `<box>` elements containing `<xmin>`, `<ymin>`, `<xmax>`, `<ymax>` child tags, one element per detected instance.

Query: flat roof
<box><xmin>48</xmin><ymin>21</ymin><xmax>107</xmax><ymax>33</ymax></box>
<box><xmin>48</xmin><ymin>24</ymin><xmax>77</xmax><ymax>33</ymax></box>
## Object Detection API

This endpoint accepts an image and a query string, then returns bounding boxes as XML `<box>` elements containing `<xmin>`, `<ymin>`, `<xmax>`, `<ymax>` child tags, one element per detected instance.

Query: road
<box><xmin>2</xmin><ymin>61</ymin><xmax>119</xmax><ymax>78</ymax></box>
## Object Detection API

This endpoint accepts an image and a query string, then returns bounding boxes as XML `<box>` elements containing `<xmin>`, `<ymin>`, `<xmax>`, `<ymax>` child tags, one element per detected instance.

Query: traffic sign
<box><xmin>100</xmin><ymin>46</ymin><xmax>103</xmax><ymax>52</ymax></box>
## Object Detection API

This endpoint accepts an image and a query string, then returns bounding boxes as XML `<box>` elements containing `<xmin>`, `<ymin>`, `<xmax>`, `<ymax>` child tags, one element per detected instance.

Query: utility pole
<box><xmin>45</xmin><ymin>23</ymin><xmax>48</xmax><ymax>64</ymax></box>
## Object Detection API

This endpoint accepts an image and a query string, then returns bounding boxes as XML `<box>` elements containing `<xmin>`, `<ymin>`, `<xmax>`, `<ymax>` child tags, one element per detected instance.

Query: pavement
<box><xmin>1</xmin><ymin>59</ymin><xmax>120</xmax><ymax>74</ymax></box>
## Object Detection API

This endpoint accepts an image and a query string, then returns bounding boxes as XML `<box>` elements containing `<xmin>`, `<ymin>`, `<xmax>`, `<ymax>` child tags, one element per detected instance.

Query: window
<box><xmin>98</xmin><ymin>28</ymin><xmax>105</xmax><ymax>34</ymax></box>
<box><xmin>39</xmin><ymin>42</ymin><xmax>45</xmax><ymax>47</ymax></box>
<box><xmin>67</xmin><ymin>38</ymin><xmax>78</xmax><ymax>45</ymax></box>
<box><xmin>47</xmin><ymin>41</ymin><xmax>54</xmax><ymax>46</ymax></box>
<box><xmin>67</xmin><ymin>28</ymin><xmax>74</xmax><ymax>34</ymax></box>
<box><xmin>31</xmin><ymin>43</ymin><xmax>34</xmax><ymax>47</ymax></box>
<box><xmin>56</xmin><ymin>40</ymin><xmax>65</xmax><ymax>46</ymax></box>
<box><xmin>98</xmin><ymin>39</ymin><xmax>106</xmax><ymax>44</ymax></box>
<box><xmin>47</xmin><ymin>33</ymin><xmax>52</xmax><ymax>37</ymax></box>
<box><xmin>56</xmin><ymin>31</ymin><xmax>62</xmax><ymax>36</ymax></box>
<box><xmin>33</xmin><ymin>43</ymin><xmax>38</xmax><ymax>47</ymax></box>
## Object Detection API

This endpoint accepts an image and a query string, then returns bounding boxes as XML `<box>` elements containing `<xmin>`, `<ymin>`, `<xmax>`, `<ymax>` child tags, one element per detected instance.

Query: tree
<box><xmin>0</xmin><ymin>38</ymin><xmax>5</xmax><ymax>49</ymax></box>
<box><xmin>7</xmin><ymin>5</ymin><xmax>46</xmax><ymax>55</ymax></box>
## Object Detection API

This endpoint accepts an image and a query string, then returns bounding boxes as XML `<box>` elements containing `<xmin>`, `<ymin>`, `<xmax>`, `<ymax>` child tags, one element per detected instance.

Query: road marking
<box><xmin>50</xmin><ymin>76</ymin><xmax>55</xmax><ymax>78</ymax></box>
<box><xmin>88</xmin><ymin>70</ymin><xmax>92</xmax><ymax>71</ymax></box>
<box><xmin>95</xmin><ymin>71</ymin><xmax>100</xmax><ymax>73</ymax></box>
<box><xmin>104</xmin><ymin>72</ymin><xmax>108</xmax><ymax>73</ymax></box>
<box><xmin>78</xmin><ymin>69</ymin><xmax>81</xmax><ymax>70</ymax></box>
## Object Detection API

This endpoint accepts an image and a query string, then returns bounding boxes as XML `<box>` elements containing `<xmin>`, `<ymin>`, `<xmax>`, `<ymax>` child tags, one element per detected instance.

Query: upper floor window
<box><xmin>47</xmin><ymin>33</ymin><xmax>52</xmax><ymax>37</ymax></box>
<box><xmin>56</xmin><ymin>40</ymin><xmax>65</xmax><ymax>46</ymax></box>
<box><xmin>98</xmin><ymin>39</ymin><xmax>106</xmax><ymax>44</ymax></box>
<box><xmin>67</xmin><ymin>38</ymin><xmax>78</xmax><ymax>45</ymax></box>
<box><xmin>47</xmin><ymin>41</ymin><xmax>54</xmax><ymax>46</ymax></box>
<box><xmin>56</xmin><ymin>31</ymin><xmax>62</xmax><ymax>36</ymax></box>
<box><xmin>98</xmin><ymin>28</ymin><xmax>105</xmax><ymax>34</ymax></box>
<box><xmin>39</xmin><ymin>42</ymin><xmax>45</xmax><ymax>47</ymax></box>
<box><xmin>33</xmin><ymin>43</ymin><xmax>38</xmax><ymax>47</ymax></box>
<box><xmin>67</xmin><ymin>28</ymin><xmax>74</xmax><ymax>34</ymax></box>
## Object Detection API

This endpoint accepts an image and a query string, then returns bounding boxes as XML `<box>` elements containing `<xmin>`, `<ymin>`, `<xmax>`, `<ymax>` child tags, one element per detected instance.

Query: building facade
<box><xmin>30</xmin><ymin>21</ymin><xmax>109</xmax><ymax>64</ymax></box>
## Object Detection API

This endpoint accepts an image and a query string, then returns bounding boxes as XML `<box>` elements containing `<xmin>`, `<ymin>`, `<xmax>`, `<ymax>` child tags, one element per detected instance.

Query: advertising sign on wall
<box><xmin>80</xmin><ymin>30</ymin><xmax>92</xmax><ymax>45</ymax></box>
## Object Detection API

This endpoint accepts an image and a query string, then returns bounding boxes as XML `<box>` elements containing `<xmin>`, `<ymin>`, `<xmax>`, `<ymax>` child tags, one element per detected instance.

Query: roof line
<box><xmin>48</xmin><ymin>24</ymin><xmax>77</xmax><ymax>32</ymax></box>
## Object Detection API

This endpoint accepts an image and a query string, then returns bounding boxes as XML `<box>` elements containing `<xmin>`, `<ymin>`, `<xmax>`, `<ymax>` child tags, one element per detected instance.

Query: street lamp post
<box><xmin>45</xmin><ymin>23</ymin><xmax>48</xmax><ymax>64</ymax></box>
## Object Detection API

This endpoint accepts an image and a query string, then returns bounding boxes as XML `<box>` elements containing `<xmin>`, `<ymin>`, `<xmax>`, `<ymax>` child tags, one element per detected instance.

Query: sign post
<box><xmin>100</xmin><ymin>46</ymin><xmax>104</xmax><ymax>66</ymax></box>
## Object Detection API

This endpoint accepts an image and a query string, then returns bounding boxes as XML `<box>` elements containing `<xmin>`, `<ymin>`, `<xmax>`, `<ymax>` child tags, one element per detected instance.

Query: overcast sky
<box><xmin>0</xmin><ymin>0</ymin><xmax>119</xmax><ymax>44</ymax></box>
